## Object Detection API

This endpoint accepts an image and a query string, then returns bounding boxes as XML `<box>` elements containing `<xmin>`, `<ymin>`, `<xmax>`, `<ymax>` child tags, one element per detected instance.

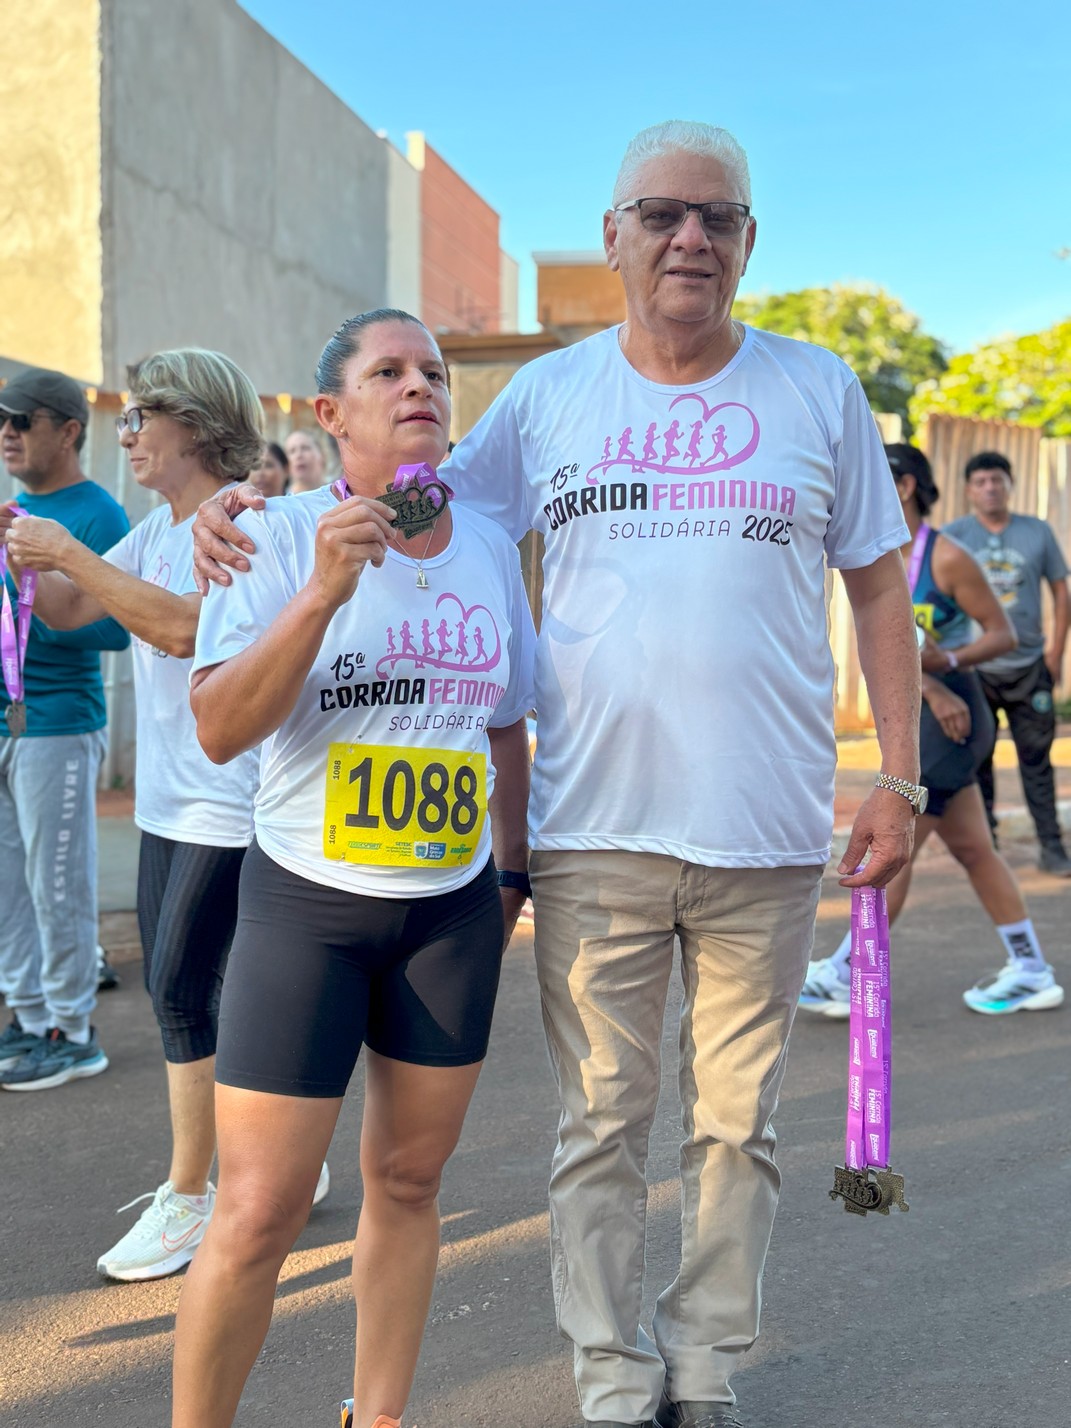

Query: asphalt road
<box><xmin>2</xmin><ymin>838</ymin><xmax>1070</xmax><ymax>1428</ymax></box>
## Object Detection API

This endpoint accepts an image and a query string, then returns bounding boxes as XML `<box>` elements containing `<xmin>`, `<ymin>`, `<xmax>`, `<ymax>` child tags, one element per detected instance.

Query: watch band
<box><xmin>874</xmin><ymin>772</ymin><xmax>928</xmax><ymax>815</ymax></box>
<box><xmin>945</xmin><ymin>650</ymin><xmax>959</xmax><ymax>671</ymax></box>
<box><xmin>496</xmin><ymin>868</ymin><xmax>532</xmax><ymax>896</ymax></box>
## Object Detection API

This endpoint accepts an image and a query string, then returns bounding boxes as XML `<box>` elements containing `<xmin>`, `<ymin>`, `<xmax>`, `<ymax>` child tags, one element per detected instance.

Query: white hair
<box><xmin>612</xmin><ymin>120</ymin><xmax>751</xmax><ymax>208</ymax></box>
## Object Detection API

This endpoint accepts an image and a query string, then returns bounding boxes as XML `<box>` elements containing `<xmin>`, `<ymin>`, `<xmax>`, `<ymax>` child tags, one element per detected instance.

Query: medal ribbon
<box><xmin>332</xmin><ymin>463</ymin><xmax>454</xmax><ymax>504</ymax></box>
<box><xmin>906</xmin><ymin>522</ymin><xmax>930</xmax><ymax>598</ymax></box>
<box><xmin>0</xmin><ymin>506</ymin><xmax>36</xmax><ymax>707</ymax></box>
<box><xmin>845</xmin><ymin>883</ymin><xmax>892</xmax><ymax>1171</ymax></box>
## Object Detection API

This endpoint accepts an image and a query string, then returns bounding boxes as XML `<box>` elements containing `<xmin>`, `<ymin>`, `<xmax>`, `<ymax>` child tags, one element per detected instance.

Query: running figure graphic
<box><xmin>684</xmin><ymin>421</ymin><xmax>706</xmax><ymax>467</ymax></box>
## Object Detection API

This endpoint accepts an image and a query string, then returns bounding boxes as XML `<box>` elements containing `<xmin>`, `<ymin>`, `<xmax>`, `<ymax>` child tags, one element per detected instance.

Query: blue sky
<box><xmin>240</xmin><ymin>0</ymin><xmax>1069</xmax><ymax>354</ymax></box>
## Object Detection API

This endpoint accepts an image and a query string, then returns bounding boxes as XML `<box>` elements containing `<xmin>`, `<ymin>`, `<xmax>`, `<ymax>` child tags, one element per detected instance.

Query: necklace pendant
<box><xmin>415</xmin><ymin>567</ymin><xmax>429</xmax><ymax>590</ymax></box>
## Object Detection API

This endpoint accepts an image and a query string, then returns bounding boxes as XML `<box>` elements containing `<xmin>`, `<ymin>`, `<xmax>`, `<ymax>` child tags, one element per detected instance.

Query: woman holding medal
<box><xmin>801</xmin><ymin>444</ymin><xmax>1063</xmax><ymax>1018</ymax></box>
<box><xmin>177</xmin><ymin>309</ymin><xmax>536</xmax><ymax>1428</ymax></box>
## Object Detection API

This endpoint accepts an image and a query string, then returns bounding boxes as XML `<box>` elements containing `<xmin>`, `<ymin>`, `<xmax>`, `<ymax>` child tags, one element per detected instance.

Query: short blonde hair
<box><xmin>126</xmin><ymin>348</ymin><xmax>264</xmax><ymax>482</ymax></box>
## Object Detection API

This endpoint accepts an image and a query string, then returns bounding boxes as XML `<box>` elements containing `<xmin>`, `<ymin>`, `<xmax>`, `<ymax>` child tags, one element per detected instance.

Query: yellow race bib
<box><xmin>323</xmin><ymin>742</ymin><xmax>487</xmax><ymax>867</ymax></box>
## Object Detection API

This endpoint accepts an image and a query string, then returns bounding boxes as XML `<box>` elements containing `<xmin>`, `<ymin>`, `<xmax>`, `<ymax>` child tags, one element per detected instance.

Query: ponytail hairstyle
<box><xmin>885</xmin><ymin>443</ymin><xmax>939</xmax><ymax>516</ymax></box>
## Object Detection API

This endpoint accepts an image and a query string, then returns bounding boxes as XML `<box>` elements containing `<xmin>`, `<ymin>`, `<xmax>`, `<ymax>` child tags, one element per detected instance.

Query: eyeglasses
<box><xmin>0</xmin><ymin>411</ymin><xmax>47</xmax><ymax>433</ymax></box>
<box><xmin>614</xmin><ymin>197</ymin><xmax>751</xmax><ymax>238</ymax></box>
<box><xmin>115</xmin><ymin>406</ymin><xmax>155</xmax><ymax>435</ymax></box>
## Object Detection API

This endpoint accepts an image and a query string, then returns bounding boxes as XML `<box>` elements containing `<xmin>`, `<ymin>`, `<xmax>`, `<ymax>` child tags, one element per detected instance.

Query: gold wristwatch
<box><xmin>874</xmin><ymin>773</ymin><xmax>928</xmax><ymax>816</ymax></box>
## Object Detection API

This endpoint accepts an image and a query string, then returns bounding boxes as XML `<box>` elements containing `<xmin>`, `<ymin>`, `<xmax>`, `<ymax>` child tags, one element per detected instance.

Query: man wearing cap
<box><xmin>0</xmin><ymin>367</ymin><xmax>130</xmax><ymax>1089</ymax></box>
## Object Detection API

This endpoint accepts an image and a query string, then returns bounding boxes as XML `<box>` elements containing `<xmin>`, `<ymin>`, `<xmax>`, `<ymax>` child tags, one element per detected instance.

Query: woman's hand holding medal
<box><xmin>307</xmin><ymin>493</ymin><xmax>398</xmax><ymax>610</ymax></box>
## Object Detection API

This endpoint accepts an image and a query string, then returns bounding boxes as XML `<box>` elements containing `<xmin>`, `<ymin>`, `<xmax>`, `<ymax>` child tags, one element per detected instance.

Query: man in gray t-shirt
<box><xmin>945</xmin><ymin>450</ymin><xmax>1070</xmax><ymax>875</ymax></box>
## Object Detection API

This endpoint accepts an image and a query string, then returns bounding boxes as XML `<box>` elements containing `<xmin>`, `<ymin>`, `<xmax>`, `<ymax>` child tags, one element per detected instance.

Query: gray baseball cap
<box><xmin>0</xmin><ymin>367</ymin><xmax>89</xmax><ymax>424</ymax></box>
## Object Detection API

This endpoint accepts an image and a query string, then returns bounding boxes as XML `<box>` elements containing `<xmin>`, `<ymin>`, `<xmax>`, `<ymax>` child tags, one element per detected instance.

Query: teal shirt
<box><xmin>1</xmin><ymin>481</ymin><xmax>131</xmax><ymax>738</ymax></box>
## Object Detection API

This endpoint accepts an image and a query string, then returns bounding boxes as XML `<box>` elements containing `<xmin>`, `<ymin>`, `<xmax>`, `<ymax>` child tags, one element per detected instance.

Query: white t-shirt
<box><xmin>443</xmin><ymin>324</ymin><xmax>909</xmax><ymax>868</ymax></box>
<box><xmin>192</xmin><ymin>491</ymin><xmax>537</xmax><ymax>897</ymax></box>
<box><xmin>105</xmin><ymin>505</ymin><xmax>257</xmax><ymax>847</ymax></box>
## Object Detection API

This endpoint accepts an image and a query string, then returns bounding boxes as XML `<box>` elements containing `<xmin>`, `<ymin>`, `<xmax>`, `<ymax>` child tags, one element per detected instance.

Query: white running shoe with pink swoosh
<box><xmin>96</xmin><ymin>1180</ymin><xmax>215</xmax><ymax>1281</ymax></box>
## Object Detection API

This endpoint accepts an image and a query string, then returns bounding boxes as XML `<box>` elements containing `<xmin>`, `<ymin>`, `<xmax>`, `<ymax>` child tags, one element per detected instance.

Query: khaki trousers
<box><xmin>530</xmin><ymin>849</ymin><xmax>823</xmax><ymax>1423</ymax></box>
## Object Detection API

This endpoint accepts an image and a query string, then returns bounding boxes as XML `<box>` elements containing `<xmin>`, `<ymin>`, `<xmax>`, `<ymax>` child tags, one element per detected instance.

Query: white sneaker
<box><xmin>963</xmin><ymin>962</ymin><xmax>1065</xmax><ymax>1015</ymax></box>
<box><xmin>313</xmin><ymin>1160</ymin><xmax>330</xmax><ymax>1206</ymax></box>
<box><xmin>798</xmin><ymin>957</ymin><xmax>851</xmax><ymax>1018</ymax></box>
<box><xmin>97</xmin><ymin>1180</ymin><xmax>215</xmax><ymax>1281</ymax></box>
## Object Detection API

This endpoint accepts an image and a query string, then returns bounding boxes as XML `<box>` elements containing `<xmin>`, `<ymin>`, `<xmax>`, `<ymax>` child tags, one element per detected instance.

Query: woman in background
<box><xmin>249</xmin><ymin>440</ymin><xmax>289</xmax><ymax>498</ymax></box>
<box><xmin>801</xmin><ymin>444</ymin><xmax>1063</xmax><ymax>1018</ymax></box>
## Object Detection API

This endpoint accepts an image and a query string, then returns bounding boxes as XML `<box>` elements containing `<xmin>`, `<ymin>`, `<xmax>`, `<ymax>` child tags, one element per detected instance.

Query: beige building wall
<box><xmin>0</xmin><ymin>0</ymin><xmax>104</xmax><ymax>383</ymax></box>
<box><xmin>499</xmin><ymin>251</ymin><xmax>519</xmax><ymax>332</ymax></box>
<box><xmin>385</xmin><ymin>140</ymin><xmax>422</xmax><ymax>316</ymax></box>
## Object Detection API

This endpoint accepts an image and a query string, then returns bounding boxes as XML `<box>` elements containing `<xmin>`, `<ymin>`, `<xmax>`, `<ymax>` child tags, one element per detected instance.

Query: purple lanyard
<box><xmin>906</xmin><ymin>522</ymin><xmax>930</xmax><ymax>598</ymax></box>
<box><xmin>845</xmin><ymin>883</ymin><xmax>892</xmax><ymax>1171</ymax></box>
<box><xmin>0</xmin><ymin>506</ymin><xmax>36</xmax><ymax>706</ymax></box>
<box><xmin>332</xmin><ymin>464</ymin><xmax>454</xmax><ymax>504</ymax></box>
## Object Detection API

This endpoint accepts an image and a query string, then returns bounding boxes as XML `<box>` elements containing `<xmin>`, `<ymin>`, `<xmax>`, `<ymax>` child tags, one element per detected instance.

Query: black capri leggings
<box><xmin>137</xmin><ymin>832</ymin><xmax>247</xmax><ymax>1063</ymax></box>
<box><xmin>215</xmin><ymin>842</ymin><xmax>505</xmax><ymax>1098</ymax></box>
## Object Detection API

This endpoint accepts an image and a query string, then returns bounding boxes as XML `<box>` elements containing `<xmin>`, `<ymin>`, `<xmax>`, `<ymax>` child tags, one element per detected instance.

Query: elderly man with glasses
<box><xmin>192</xmin><ymin>120</ymin><xmax>922</xmax><ymax>1428</ymax></box>
<box><xmin>0</xmin><ymin>367</ymin><xmax>130</xmax><ymax>1089</ymax></box>
<box><xmin>444</xmin><ymin>122</ymin><xmax>922</xmax><ymax>1428</ymax></box>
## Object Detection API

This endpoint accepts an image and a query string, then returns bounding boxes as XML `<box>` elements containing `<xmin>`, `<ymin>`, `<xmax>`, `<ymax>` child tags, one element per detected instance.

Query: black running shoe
<box><xmin>655</xmin><ymin>1400</ymin><xmax>744</xmax><ymax>1428</ymax></box>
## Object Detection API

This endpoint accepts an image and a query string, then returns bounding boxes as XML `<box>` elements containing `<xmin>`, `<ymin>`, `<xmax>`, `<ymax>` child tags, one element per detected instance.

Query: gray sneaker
<box><xmin>655</xmin><ymin>1400</ymin><xmax>744</xmax><ymax>1428</ymax></box>
<box><xmin>0</xmin><ymin>1016</ymin><xmax>44</xmax><ymax>1071</ymax></box>
<box><xmin>1038</xmin><ymin>843</ymin><xmax>1071</xmax><ymax>877</ymax></box>
<box><xmin>0</xmin><ymin>1027</ymin><xmax>108</xmax><ymax>1090</ymax></box>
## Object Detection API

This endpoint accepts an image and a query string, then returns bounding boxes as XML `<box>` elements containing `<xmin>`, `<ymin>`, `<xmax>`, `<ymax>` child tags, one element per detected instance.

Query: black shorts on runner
<box><xmin>137</xmin><ymin>832</ymin><xmax>246</xmax><ymax>1064</ymax></box>
<box><xmin>920</xmin><ymin>668</ymin><xmax>996</xmax><ymax>818</ymax></box>
<box><xmin>215</xmin><ymin>842</ymin><xmax>505</xmax><ymax>1098</ymax></box>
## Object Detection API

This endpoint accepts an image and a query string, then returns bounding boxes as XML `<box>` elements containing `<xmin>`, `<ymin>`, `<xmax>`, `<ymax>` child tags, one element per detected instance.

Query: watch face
<box><xmin>916</xmin><ymin>784</ymin><xmax>929</xmax><ymax>815</ymax></box>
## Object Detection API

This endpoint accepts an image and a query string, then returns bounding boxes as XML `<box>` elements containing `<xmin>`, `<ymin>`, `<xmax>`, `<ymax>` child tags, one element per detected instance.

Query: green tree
<box><xmin>733</xmin><ymin>283</ymin><xmax>947</xmax><ymax>419</ymax></box>
<box><xmin>909</xmin><ymin>318</ymin><xmax>1071</xmax><ymax>437</ymax></box>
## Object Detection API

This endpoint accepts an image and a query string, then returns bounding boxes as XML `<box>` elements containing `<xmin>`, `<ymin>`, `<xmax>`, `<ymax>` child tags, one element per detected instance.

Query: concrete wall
<box><xmin>0</xmin><ymin>0</ymin><xmax>104</xmax><ymax>383</ymax></box>
<box><xmin>409</xmin><ymin>133</ymin><xmax>501</xmax><ymax>334</ymax></box>
<box><xmin>99</xmin><ymin>0</ymin><xmax>390</xmax><ymax>394</ymax></box>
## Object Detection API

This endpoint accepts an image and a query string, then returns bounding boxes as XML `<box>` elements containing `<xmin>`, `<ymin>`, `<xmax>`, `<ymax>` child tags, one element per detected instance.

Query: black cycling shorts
<box><xmin>215</xmin><ymin>842</ymin><xmax>505</xmax><ymax>1098</ymax></box>
<box><xmin>137</xmin><ymin>832</ymin><xmax>246</xmax><ymax>1064</ymax></box>
<box><xmin>920</xmin><ymin>668</ymin><xmax>996</xmax><ymax>818</ymax></box>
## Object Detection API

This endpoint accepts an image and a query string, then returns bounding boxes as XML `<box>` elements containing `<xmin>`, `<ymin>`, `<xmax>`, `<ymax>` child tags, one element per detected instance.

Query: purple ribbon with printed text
<box><xmin>0</xmin><ymin>506</ymin><xmax>36</xmax><ymax>706</ymax></box>
<box><xmin>845</xmin><ymin>884</ymin><xmax>892</xmax><ymax>1171</ymax></box>
<box><xmin>331</xmin><ymin>464</ymin><xmax>454</xmax><ymax>506</ymax></box>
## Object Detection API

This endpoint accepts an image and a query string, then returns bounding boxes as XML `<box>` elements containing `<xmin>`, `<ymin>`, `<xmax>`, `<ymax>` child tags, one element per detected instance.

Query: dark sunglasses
<box><xmin>0</xmin><ymin>411</ymin><xmax>47</xmax><ymax>433</ymax></box>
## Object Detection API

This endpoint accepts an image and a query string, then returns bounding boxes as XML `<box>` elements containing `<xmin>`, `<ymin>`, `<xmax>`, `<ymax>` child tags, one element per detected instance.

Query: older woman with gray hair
<box><xmin>1</xmin><ymin>348</ymin><xmax>329</xmax><ymax>1278</ymax></box>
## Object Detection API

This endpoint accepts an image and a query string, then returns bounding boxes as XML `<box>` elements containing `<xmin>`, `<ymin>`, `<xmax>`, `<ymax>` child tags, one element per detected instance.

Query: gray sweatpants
<box><xmin>0</xmin><ymin>731</ymin><xmax>106</xmax><ymax>1037</ymax></box>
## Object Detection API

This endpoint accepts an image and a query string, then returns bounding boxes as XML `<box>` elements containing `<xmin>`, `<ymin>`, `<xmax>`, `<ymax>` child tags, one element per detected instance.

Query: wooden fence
<box><xmin>830</xmin><ymin>416</ymin><xmax>1071</xmax><ymax>731</ymax></box>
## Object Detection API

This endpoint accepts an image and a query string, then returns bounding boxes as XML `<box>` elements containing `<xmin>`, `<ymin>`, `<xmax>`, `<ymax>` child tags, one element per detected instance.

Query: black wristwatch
<box><xmin>496</xmin><ymin>869</ymin><xmax>532</xmax><ymax>896</ymax></box>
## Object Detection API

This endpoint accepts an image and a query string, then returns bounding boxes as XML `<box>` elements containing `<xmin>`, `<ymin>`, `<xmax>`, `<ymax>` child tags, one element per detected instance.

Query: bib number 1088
<box><xmin>323</xmin><ymin>742</ymin><xmax>487</xmax><ymax>867</ymax></box>
<box><xmin>346</xmin><ymin>756</ymin><xmax>480</xmax><ymax>834</ymax></box>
